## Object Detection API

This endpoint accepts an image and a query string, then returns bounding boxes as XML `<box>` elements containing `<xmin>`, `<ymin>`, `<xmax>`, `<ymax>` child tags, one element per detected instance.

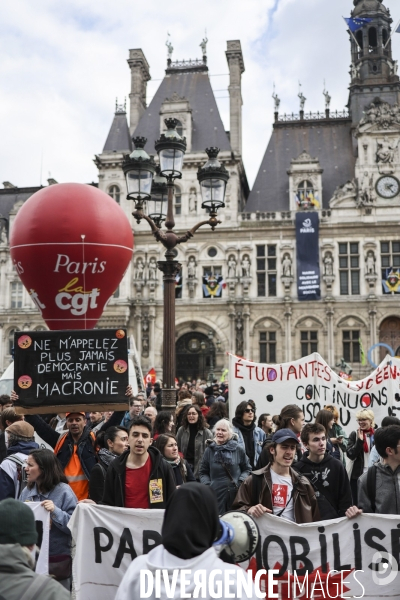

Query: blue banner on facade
<box><xmin>295</xmin><ymin>212</ymin><xmax>320</xmax><ymax>301</ymax></box>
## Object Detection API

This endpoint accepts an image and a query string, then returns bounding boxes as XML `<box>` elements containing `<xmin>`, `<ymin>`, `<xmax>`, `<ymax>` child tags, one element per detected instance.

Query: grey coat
<box><xmin>358</xmin><ymin>462</ymin><xmax>400</xmax><ymax>514</ymax></box>
<box><xmin>176</xmin><ymin>426</ymin><xmax>213</xmax><ymax>478</ymax></box>
<box><xmin>0</xmin><ymin>544</ymin><xmax>69</xmax><ymax>600</ymax></box>
<box><xmin>20</xmin><ymin>482</ymin><xmax>77</xmax><ymax>556</ymax></box>
<box><xmin>199</xmin><ymin>437</ymin><xmax>251</xmax><ymax>515</ymax></box>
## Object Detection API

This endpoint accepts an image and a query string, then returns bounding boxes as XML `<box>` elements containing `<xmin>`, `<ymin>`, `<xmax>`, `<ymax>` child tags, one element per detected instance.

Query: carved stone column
<box><xmin>148</xmin><ymin>307</ymin><xmax>156</xmax><ymax>368</ymax></box>
<box><xmin>368</xmin><ymin>301</ymin><xmax>378</xmax><ymax>366</ymax></box>
<box><xmin>284</xmin><ymin>301</ymin><xmax>292</xmax><ymax>362</ymax></box>
<box><xmin>243</xmin><ymin>304</ymin><xmax>250</xmax><ymax>359</ymax></box>
<box><xmin>0</xmin><ymin>324</ymin><xmax>3</xmax><ymax>373</ymax></box>
<box><xmin>325</xmin><ymin>303</ymin><xmax>335</xmax><ymax>366</ymax></box>
<box><xmin>0</xmin><ymin>252</ymin><xmax>7</xmax><ymax>309</ymax></box>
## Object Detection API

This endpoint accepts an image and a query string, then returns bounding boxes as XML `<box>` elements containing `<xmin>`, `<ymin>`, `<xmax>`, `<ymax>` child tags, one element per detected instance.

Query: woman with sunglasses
<box><xmin>232</xmin><ymin>401</ymin><xmax>266</xmax><ymax>468</ymax></box>
<box><xmin>176</xmin><ymin>405</ymin><xmax>213</xmax><ymax>479</ymax></box>
<box><xmin>346</xmin><ymin>408</ymin><xmax>375</xmax><ymax>504</ymax></box>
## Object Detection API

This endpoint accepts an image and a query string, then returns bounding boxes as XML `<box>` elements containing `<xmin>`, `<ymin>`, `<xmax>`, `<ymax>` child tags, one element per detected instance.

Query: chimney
<box><xmin>226</xmin><ymin>40</ymin><xmax>245</xmax><ymax>156</ymax></box>
<box><xmin>127</xmin><ymin>49</ymin><xmax>151</xmax><ymax>135</ymax></box>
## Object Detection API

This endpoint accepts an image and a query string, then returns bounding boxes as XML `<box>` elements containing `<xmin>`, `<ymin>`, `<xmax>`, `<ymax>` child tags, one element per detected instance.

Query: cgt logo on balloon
<box><xmin>10</xmin><ymin>183</ymin><xmax>134</xmax><ymax>330</ymax></box>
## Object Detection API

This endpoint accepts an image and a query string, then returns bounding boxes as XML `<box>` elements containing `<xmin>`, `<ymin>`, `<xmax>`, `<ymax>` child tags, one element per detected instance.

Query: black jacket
<box><xmin>293</xmin><ymin>452</ymin><xmax>353</xmax><ymax>519</ymax></box>
<box><xmin>102</xmin><ymin>445</ymin><xmax>176</xmax><ymax>508</ymax></box>
<box><xmin>346</xmin><ymin>430</ymin><xmax>374</xmax><ymax>481</ymax></box>
<box><xmin>25</xmin><ymin>411</ymin><xmax>124</xmax><ymax>479</ymax></box>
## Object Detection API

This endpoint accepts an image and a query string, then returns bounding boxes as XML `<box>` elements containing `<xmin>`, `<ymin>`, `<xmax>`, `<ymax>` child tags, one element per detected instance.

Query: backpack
<box><xmin>7</xmin><ymin>454</ymin><xmax>28</xmax><ymax>498</ymax></box>
<box><xmin>366</xmin><ymin>464</ymin><xmax>377</xmax><ymax>512</ymax></box>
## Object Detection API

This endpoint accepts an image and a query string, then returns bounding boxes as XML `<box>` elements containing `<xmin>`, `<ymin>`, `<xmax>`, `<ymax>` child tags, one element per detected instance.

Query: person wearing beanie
<box><xmin>0</xmin><ymin>421</ymin><xmax>39</xmax><ymax>500</ymax></box>
<box><xmin>0</xmin><ymin>498</ymin><xmax>69</xmax><ymax>600</ymax></box>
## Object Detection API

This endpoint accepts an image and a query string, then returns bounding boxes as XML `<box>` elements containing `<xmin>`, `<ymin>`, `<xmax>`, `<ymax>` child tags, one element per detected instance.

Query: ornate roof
<box><xmin>103</xmin><ymin>109</ymin><xmax>132</xmax><ymax>153</ymax></box>
<box><xmin>352</xmin><ymin>0</ymin><xmax>388</xmax><ymax>17</ymax></box>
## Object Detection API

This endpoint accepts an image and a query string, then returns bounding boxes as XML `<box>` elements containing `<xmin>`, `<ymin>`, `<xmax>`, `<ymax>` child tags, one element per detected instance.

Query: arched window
<box><xmin>356</xmin><ymin>30</ymin><xmax>363</xmax><ymax>49</ymax></box>
<box><xmin>175</xmin><ymin>186</ymin><xmax>182</xmax><ymax>215</ymax></box>
<box><xmin>368</xmin><ymin>27</ymin><xmax>377</xmax><ymax>50</ymax></box>
<box><xmin>382</xmin><ymin>29</ymin><xmax>388</xmax><ymax>47</ymax></box>
<box><xmin>108</xmin><ymin>185</ymin><xmax>121</xmax><ymax>204</ymax></box>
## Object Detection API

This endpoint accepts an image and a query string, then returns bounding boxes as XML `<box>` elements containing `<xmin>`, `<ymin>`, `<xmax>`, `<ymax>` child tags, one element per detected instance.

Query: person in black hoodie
<box><xmin>89</xmin><ymin>426</ymin><xmax>129</xmax><ymax>503</ymax></box>
<box><xmin>293</xmin><ymin>423</ymin><xmax>355</xmax><ymax>519</ymax></box>
<box><xmin>102</xmin><ymin>415</ymin><xmax>176</xmax><ymax>508</ymax></box>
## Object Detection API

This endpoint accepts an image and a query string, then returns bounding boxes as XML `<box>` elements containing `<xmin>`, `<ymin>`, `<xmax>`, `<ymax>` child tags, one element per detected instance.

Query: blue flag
<box><xmin>344</xmin><ymin>17</ymin><xmax>372</xmax><ymax>32</ymax></box>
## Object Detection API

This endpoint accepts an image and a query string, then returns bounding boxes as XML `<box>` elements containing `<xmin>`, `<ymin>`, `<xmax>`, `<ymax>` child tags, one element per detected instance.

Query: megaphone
<box><xmin>213</xmin><ymin>511</ymin><xmax>259</xmax><ymax>563</ymax></box>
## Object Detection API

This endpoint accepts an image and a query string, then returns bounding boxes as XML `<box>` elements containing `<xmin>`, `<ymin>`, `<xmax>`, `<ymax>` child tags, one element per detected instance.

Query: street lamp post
<box><xmin>123</xmin><ymin>118</ymin><xmax>229</xmax><ymax>410</ymax></box>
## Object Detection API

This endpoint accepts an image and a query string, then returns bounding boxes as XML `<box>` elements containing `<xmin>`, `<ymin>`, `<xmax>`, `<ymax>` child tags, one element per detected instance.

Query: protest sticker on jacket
<box><xmin>14</xmin><ymin>328</ymin><xmax>129</xmax><ymax>414</ymax></box>
<box><xmin>27</xmin><ymin>502</ymin><xmax>50</xmax><ymax>575</ymax></box>
<box><xmin>229</xmin><ymin>352</ymin><xmax>400</xmax><ymax>432</ymax></box>
<box><xmin>69</xmin><ymin>505</ymin><xmax>400</xmax><ymax>600</ymax></box>
<box><xmin>68</xmin><ymin>504</ymin><xmax>164</xmax><ymax>600</ymax></box>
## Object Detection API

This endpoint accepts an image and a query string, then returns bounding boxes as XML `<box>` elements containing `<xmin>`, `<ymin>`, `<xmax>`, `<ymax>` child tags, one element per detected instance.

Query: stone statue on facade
<box><xmin>323</xmin><ymin>85</ymin><xmax>331</xmax><ymax>110</ymax></box>
<box><xmin>228</xmin><ymin>255</ymin><xmax>237</xmax><ymax>279</ymax></box>
<box><xmin>282</xmin><ymin>254</ymin><xmax>292</xmax><ymax>277</ymax></box>
<box><xmin>241</xmin><ymin>255</ymin><xmax>251</xmax><ymax>278</ymax></box>
<box><xmin>376</xmin><ymin>137</ymin><xmax>398</xmax><ymax>165</ymax></box>
<box><xmin>134</xmin><ymin>257</ymin><xmax>145</xmax><ymax>280</ymax></box>
<box><xmin>148</xmin><ymin>257</ymin><xmax>157</xmax><ymax>280</ymax></box>
<box><xmin>298</xmin><ymin>84</ymin><xmax>306</xmax><ymax>111</ymax></box>
<box><xmin>200</xmin><ymin>36</ymin><xmax>208</xmax><ymax>57</ymax></box>
<box><xmin>166</xmin><ymin>36</ymin><xmax>173</xmax><ymax>59</ymax></box>
<box><xmin>323</xmin><ymin>252</ymin><xmax>333</xmax><ymax>276</ymax></box>
<box><xmin>187</xmin><ymin>256</ymin><xmax>197</xmax><ymax>278</ymax></box>
<box><xmin>188</xmin><ymin>189</ymin><xmax>197</xmax><ymax>213</ymax></box>
<box><xmin>365</xmin><ymin>250</ymin><xmax>376</xmax><ymax>274</ymax></box>
<box><xmin>272</xmin><ymin>86</ymin><xmax>280</xmax><ymax>112</ymax></box>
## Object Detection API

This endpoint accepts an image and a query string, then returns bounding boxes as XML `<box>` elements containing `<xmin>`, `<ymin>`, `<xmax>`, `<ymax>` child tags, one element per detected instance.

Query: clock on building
<box><xmin>376</xmin><ymin>175</ymin><xmax>400</xmax><ymax>199</ymax></box>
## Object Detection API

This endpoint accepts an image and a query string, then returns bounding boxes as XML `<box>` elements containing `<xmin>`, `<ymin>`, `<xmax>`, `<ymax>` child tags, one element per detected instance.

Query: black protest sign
<box><xmin>14</xmin><ymin>328</ymin><xmax>129</xmax><ymax>413</ymax></box>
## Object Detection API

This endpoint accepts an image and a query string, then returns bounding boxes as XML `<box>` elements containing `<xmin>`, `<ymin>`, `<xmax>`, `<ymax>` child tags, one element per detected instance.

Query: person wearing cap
<box><xmin>0</xmin><ymin>421</ymin><xmax>39</xmax><ymax>500</ymax></box>
<box><xmin>11</xmin><ymin>388</ymin><xmax>131</xmax><ymax>501</ymax></box>
<box><xmin>232</xmin><ymin>428</ymin><xmax>320</xmax><ymax>523</ymax></box>
<box><xmin>0</xmin><ymin>498</ymin><xmax>70</xmax><ymax>600</ymax></box>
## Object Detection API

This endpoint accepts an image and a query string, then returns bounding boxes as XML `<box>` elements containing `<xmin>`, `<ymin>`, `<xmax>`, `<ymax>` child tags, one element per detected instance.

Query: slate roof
<box><xmin>103</xmin><ymin>110</ymin><xmax>132</xmax><ymax>153</ymax></box>
<box><xmin>0</xmin><ymin>187</ymin><xmax>41</xmax><ymax>220</ymax></box>
<box><xmin>245</xmin><ymin>119</ymin><xmax>356</xmax><ymax>212</ymax></box>
<box><xmin>133</xmin><ymin>70</ymin><xmax>231</xmax><ymax>154</ymax></box>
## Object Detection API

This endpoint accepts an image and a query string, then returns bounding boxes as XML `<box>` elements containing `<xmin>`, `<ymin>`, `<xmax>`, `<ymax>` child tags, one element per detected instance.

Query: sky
<box><xmin>1</xmin><ymin>0</ymin><xmax>400</xmax><ymax>189</ymax></box>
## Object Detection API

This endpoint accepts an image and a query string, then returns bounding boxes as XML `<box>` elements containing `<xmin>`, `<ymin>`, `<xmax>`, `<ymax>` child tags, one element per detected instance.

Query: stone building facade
<box><xmin>1</xmin><ymin>0</ymin><xmax>400</xmax><ymax>382</ymax></box>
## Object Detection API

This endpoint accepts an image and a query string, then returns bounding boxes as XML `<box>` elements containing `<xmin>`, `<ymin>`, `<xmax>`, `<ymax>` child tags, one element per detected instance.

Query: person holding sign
<box><xmin>20</xmin><ymin>449</ymin><xmax>77</xmax><ymax>590</ymax></box>
<box><xmin>232</xmin><ymin>429</ymin><xmax>320</xmax><ymax>523</ymax></box>
<box><xmin>10</xmin><ymin>388</ymin><xmax>131</xmax><ymax>500</ymax></box>
<box><xmin>101</xmin><ymin>415</ymin><xmax>176</xmax><ymax>508</ymax></box>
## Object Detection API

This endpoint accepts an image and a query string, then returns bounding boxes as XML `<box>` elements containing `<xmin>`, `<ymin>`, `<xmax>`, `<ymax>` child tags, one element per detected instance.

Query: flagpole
<box><xmin>342</xmin><ymin>17</ymin><xmax>362</xmax><ymax>51</ymax></box>
<box><xmin>384</xmin><ymin>19</ymin><xmax>400</xmax><ymax>50</ymax></box>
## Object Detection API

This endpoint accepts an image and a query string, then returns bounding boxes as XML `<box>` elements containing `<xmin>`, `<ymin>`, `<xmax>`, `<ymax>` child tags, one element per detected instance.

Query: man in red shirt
<box><xmin>102</xmin><ymin>416</ymin><xmax>176</xmax><ymax>508</ymax></box>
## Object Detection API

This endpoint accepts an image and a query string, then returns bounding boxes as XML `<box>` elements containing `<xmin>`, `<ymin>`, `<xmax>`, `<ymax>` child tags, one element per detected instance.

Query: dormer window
<box><xmin>296</xmin><ymin>180</ymin><xmax>319</xmax><ymax>209</ymax></box>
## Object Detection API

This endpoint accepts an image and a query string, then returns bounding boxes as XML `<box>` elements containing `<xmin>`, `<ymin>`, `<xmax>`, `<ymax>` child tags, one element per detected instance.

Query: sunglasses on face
<box><xmin>244</xmin><ymin>408</ymin><xmax>254</xmax><ymax>413</ymax></box>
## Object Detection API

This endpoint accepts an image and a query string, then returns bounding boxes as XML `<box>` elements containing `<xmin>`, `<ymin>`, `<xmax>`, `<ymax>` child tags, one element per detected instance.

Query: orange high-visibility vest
<box><xmin>54</xmin><ymin>432</ymin><xmax>95</xmax><ymax>500</ymax></box>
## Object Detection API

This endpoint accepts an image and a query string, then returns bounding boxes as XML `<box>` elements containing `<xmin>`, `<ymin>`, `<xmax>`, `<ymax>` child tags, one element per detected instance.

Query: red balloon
<box><xmin>10</xmin><ymin>183</ymin><xmax>134</xmax><ymax>330</ymax></box>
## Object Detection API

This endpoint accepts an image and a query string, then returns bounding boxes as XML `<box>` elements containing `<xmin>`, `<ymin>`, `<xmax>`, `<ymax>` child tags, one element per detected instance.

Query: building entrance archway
<box><xmin>379</xmin><ymin>316</ymin><xmax>400</xmax><ymax>361</ymax></box>
<box><xmin>176</xmin><ymin>332</ymin><xmax>215</xmax><ymax>382</ymax></box>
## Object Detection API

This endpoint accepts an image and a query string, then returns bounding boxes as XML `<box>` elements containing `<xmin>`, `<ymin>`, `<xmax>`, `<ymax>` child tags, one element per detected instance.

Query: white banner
<box><xmin>229</xmin><ymin>353</ymin><xmax>400</xmax><ymax>432</ymax></box>
<box><xmin>69</xmin><ymin>504</ymin><xmax>400</xmax><ymax>599</ymax></box>
<box><xmin>68</xmin><ymin>504</ymin><xmax>164</xmax><ymax>600</ymax></box>
<box><xmin>27</xmin><ymin>501</ymin><xmax>50</xmax><ymax>575</ymax></box>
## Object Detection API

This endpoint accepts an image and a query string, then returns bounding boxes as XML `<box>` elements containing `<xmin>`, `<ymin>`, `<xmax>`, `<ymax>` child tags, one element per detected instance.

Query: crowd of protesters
<box><xmin>1</xmin><ymin>380</ymin><xmax>400</xmax><ymax>598</ymax></box>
